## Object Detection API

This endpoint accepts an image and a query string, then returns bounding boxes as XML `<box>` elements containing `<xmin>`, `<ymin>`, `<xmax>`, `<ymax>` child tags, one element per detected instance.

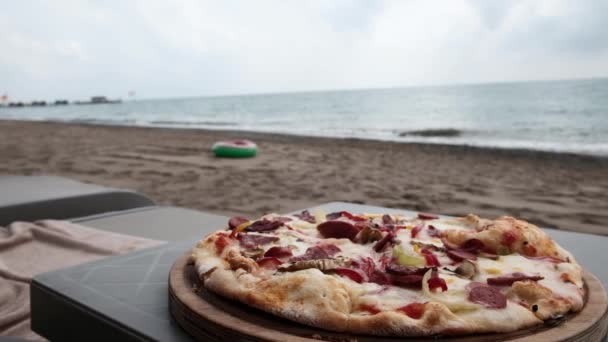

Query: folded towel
<box><xmin>0</xmin><ymin>220</ymin><xmax>164</xmax><ymax>340</ymax></box>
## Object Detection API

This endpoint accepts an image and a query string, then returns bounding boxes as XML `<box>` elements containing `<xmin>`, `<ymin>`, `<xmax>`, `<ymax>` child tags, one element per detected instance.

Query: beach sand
<box><xmin>1</xmin><ymin>120</ymin><xmax>607</xmax><ymax>235</ymax></box>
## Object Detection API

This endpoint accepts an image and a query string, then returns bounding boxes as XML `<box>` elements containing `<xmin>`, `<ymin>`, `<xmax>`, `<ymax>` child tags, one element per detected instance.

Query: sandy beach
<box><xmin>1</xmin><ymin>120</ymin><xmax>607</xmax><ymax>235</ymax></box>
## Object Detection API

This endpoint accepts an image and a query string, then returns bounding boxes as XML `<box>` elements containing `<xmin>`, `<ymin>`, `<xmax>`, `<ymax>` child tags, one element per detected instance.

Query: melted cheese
<box><xmin>215</xmin><ymin>212</ymin><xmax>584</xmax><ymax>319</ymax></box>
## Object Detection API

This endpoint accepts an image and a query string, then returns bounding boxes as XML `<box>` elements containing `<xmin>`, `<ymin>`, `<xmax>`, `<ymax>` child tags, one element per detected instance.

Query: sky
<box><xmin>1</xmin><ymin>0</ymin><xmax>607</xmax><ymax>101</ymax></box>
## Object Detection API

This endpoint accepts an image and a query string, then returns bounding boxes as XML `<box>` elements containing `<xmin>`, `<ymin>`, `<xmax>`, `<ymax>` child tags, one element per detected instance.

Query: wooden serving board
<box><xmin>169</xmin><ymin>252</ymin><xmax>608</xmax><ymax>342</ymax></box>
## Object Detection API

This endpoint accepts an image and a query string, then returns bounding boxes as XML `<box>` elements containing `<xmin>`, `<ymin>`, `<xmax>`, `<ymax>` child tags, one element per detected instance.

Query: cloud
<box><xmin>0</xmin><ymin>0</ymin><xmax>606</xmax><ymax>101</ymax></box>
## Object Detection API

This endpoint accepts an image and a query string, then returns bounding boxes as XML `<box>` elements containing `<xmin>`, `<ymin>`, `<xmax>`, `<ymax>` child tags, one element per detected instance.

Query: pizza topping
<box><xmin>280</xmin><ymin>257</ymin><xmax>350</xmax><ymax>272</ymax></box>
<box><xmin>486</xmin><ymin>272</ymin><xmax>544</xmax><ymax>286</ymax></box>
<box><xmin>382</xmin><ymin>214</ymin><xmax>395</xmax><ymax>225</ymax></box>
<box><xmin>460</xmin><ymin>239</ymin><xmax>485</xmax><ymax>253</ymax></box>
<box><xmin>290</xmin><ymin>244</ymin><xmax>341</xmax><ymax>262</ymax></box>
<box><xmin>386</xmin><ymin>264</ymin><xmax>429</xmax><ymax>276</ymax></box>
<box><xmin>427</xmin><ymin>224</ymin><xmax>442</xmax><ymax>237</ymax></box>
<box><xmin>326</xmin><ymin>212</ymin><xmax>342</xmax><ymax>220</ymax></box>
<box><xmin>294</xmin><ymin>210</ymin><xmax>316</xmax><ymax>223</ymax></box>
<box><xmin>317</xmin><ymin>220</ymin><xmax>361</xmax><ymax>240</ymax></box>
<box><xmin>524</xmin><ymin>255</ymin><xmax>564</xmax><ymax>264</ymax></box>
<box><xmin>359</xmin><ymin>303</ymin><xmax>381</xmax><ymax>315</ymax></box>
<box><xmin>214</xmin><ymin>235</ymin><xmax>231</xmax><ymax>254</ymax></box>
<box><xmin>326</xmin><ymin>211</ymin><xmax>367</xmax><ymax>222</ymax></box>
<box><xmin>479</xmin><ymin>251</ymin><xmax>499</xmax><ymax>260</ymax></box>
<box><xmin>237</xmin><ymin>234</ymin><xmax>279</xmax><ymax>249</ymax></box>
<box><xmin>373</xmin><ymin>232</ymin><xmax>396</xmax><ymax>252</ymax></box>
<box><xmin>502</xmin><ymin>230</ymin><xmax>518</xmax><ymax>246</ymax></box>
<box><xmin>356</xmin><ymin>226</ymin><xmax>384</xmax><ymax>244</ymax></box>
<box><xmin>398</xmin><ymin>302</ymin><xmax>426</xmax><ymax>319</ymax></box>
<box><xmin>428</xmin><ymin>274</ymin><xmax>448</xmax><ymax>292</ymax></box>
<box><xmin>274</xmin><ymin>217</ymin><xmax>293</xmax><ymax>223</ymax></box>
<box><xmin>454</xmin><ymin>260</ymin><xmax>477</xmax><ymax>279</ymax></box>
<box><xmin>467</xmin><ymin>282</ymin><xmax>507</xmax><ymax>309</ymax></box>
<box><xmin>446</xmin><ymin>249</ymin><xmax>477</xmax><ymax>261</ymax></box>
<box><xmin>418</xmin><ymin>213</ymin><xmax>439</xmax><ymax>220</ymax></box>
<box><xmin>410</xmin><ymin>223</ymin><xmax>424</xmax><ymax>238</ymax></box>
<box><xmin>420</xmin><ymin>248</ymin><xmax>441</xmax><ymax>267</ymax></box>
<box><xmin>246</xmin><ymin>219</ymin><xmax>283</xmax><ymax>232</ymax></box>
<box><xmin>264</xmin><ymin>246</ymin><xmax>293</xmax><ymax>258</ymax></box>
<box><xmin>393</xmin><ymin>245</ymin><xmax>425</xmax><ymax>267</ymax></box>
<box><xmin>241</xmin><ymin>247</ymin><xmax>265</xmax><ymax>259</ymax></box>
<box><xmin>333</xmin><ymin>268</ymin><xmax>365</xmax><ymax>283</ymax></box>
<box><xmin>228</xmin><ymin>216</ymin><xmax>249</xmax><ymax>229</ymax></box>
<box><xmin>369</xmin><ymin>270</ymin><xmax>391</xmax><ymax>285</ymax></box>
<box><xmin>392</xmin><ymin>274</ymin><xmax>424</xmax><ymax>288</ymax></box>
<box><xmin>341</xmin><ymin>211</ymin><xmax>368</xmax><ymax>222</ymax></box>
<box><xmin>257</xmin><ymin>257</ymin><xmax>283</xmax><ymax>269</ymax></box>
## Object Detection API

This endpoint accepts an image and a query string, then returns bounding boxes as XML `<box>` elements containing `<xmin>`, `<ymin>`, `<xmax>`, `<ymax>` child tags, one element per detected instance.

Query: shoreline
<box><xmin>3</xmin><ymin>118</ymin><xmax>608</xmax><ymax>163</ymax></box>
<box><xmin>1</xmin><ymin>119</ymin><xmax>607</xmax><ymax>236</ymax></box>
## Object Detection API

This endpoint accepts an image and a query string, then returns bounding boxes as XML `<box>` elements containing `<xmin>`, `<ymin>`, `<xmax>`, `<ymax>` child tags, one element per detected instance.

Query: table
<box><xmin>30</xmin><ymin>202</ymin><xmax>608</xmax><ymax>341</ymax></box>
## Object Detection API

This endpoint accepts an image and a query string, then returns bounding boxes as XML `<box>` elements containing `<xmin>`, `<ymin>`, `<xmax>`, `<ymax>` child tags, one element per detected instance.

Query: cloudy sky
<box><xmin>1</xmin><ymin>0</ymin><xmax>607</xmax><ymax>101</ymax></box>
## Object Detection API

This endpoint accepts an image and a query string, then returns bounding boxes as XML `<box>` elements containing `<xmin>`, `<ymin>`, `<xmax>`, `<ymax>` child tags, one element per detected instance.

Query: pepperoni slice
<box><xmin>237</xmin><ymin>234</ymin><xmax>279</xmax><ymax>249</ymax></box>
<box><xmin>486</xmin><ymin>272</ymin><xmax>544</xmax><ymax>286</ymax></box>
<box><xmin>333</xmin><ymin>268</ymin><xmax>365</xmax><ymax>283</ymax></box>
<box><xmin>317</xmin><ymin>220</ymin><xmax>361</xmax><ymax>240</ymax></box>
<box><xmin>246</xmin><ymin>219</ymin><xmax>283</xmax><ymax>232</ymax></box>
<box><xmin>418</xmin><ymin>213</ymin><xmax>438</xmax><ymax>220</ymax></box>
<box><xmin>228</xmin><ymin>216</ymin><xmax>249</xmax><ymax>229</ymax></box>
<box><xmin>341</xmin><ymin>211</ymin><xmax>367</xmax><ymax>222</ymax></box>
<box><xmin>290</xmin><ymin>244</ymin><xmax>341</xmax><ymax>262</ymax></box>
<box><xmin>360</xmin><ymin>304</ymin><xmax>381</xmax><ymax>315</ymax></box>
<box><xmin>467</xmin><ymin>283</ymin><xmax>507</xmax><ymax>308</ymax></box>
<box><xmin>446</xmin><ymin>249</ymin><xmax>477</xmax><ymax>261</ymax></box>
<box><xmin>398</xmin><ymin>303</ymin><xmax>426</xmax><ymax>319</ymax></box>
<box><xmin>369</xmin><ymin>270</ymin><xmax>391</xmax><ymax>285</ymax></box>
<box><xmin>264</xmin><ymin>246</ymin><xmax>293</xmax><ymax>258</ymax></box>
<box><xmin>392</xmin><ymin>274</ymin><xmax>424</xmax><ymax>288</ymax></box>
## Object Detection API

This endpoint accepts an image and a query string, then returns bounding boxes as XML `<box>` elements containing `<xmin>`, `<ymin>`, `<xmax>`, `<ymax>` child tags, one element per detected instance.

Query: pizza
<box><xmin>190</xmin><ymin>210</ymin><xmax>585</xmax><ymax>336</ymax></box>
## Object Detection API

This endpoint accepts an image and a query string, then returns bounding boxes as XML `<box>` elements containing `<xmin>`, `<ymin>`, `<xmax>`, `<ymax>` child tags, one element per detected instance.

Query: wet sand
<box><xmin>1</xmin><ymin>120</ymin><xmax>607</xmax><ymax>235</ymax></box>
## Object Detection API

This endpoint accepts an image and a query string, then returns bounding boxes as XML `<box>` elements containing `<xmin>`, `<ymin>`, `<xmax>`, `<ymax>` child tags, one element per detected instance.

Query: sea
<box><xmin>1</xmin><ymin>78</ymin><xmax>607</xmax><ymax>156</ymax></box>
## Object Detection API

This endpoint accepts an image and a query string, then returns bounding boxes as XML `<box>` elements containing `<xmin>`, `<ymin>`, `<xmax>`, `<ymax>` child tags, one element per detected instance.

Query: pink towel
<box><xmin>0</xmin><ymin>220</ymin><xmax>164</xmax><ymax>340</ymax></box>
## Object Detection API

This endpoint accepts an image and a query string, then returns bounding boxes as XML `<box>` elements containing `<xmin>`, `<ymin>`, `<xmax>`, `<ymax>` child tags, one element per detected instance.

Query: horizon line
<box><xmin>2</xmin><ymin>75</ymin><xmax>607</xmax><ymax>104</ymax></box>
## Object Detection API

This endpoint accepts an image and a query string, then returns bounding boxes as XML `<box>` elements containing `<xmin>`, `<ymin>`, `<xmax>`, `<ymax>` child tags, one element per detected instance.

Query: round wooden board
<box><xmin>169</xmin><ymin>252</ymin><xmax>608</xmax><ymax>342</ymax></box>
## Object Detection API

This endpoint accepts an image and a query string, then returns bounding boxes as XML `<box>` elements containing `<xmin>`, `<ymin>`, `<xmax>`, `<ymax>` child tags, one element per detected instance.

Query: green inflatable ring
<box><xmin>212</xmin><ymin>140</ymin><xmax>257</xmax><ymax>158</ymax></box>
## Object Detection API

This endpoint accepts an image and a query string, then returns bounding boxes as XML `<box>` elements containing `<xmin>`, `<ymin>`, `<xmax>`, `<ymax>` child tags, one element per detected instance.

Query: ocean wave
<box><xmin>148</xmin><ymin>120</ymin><xmax>239</xmax><ymax>127</ymax></box>
<box><xmin>397</xmin><ymin>128</ymin><xmax>463</xmax><ymax>138</ymax></box>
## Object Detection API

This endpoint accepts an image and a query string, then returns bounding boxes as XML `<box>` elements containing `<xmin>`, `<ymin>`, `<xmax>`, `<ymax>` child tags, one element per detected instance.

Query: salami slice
<box><xmin>467</xmin><ymin>282</ymin><xmax>507</xmax><ymax>308</ymax></box>
<box><xmin>318</xmin><ymin>220</ymin><xmax>361</xmax><ymax>240</ymax></box>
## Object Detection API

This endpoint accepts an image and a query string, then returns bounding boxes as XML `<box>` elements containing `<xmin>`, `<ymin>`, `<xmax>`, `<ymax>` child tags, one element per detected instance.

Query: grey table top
<box><xmin>30</xmin><ymin>202</ymin><xmax>608</xmax><ymax>341</ymax></box>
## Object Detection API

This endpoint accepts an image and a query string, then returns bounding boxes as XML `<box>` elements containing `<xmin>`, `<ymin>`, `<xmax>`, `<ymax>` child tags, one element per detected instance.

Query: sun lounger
<box><xmin>0</xmin><ymin>176</ymin><xmax>155</xmax><ymax>226</ymax></box>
